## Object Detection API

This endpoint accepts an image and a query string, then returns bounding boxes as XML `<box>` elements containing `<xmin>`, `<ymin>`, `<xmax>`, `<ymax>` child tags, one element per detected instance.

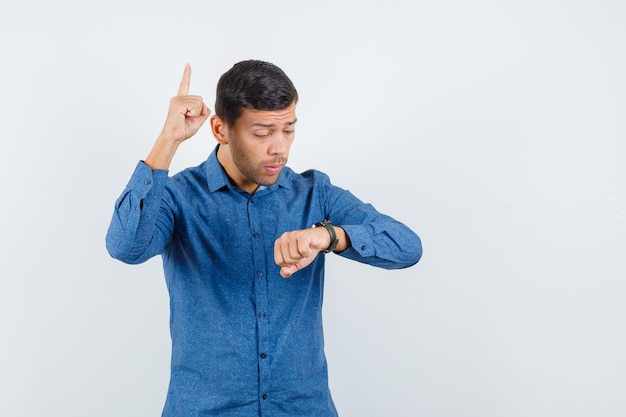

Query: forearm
<box><xmin>105</xmin><ymin>162</ymin><xmax>173</xmax><ymax>264</ymax></box>
<box><xmin>338</xmin><ymin>220</ymin><xmax>422</xmax><ymax>269</ymax></box>
<box><xmin>145</xmin><ymin>134</ymin><xmax>181</xmax><ymax>170</ymax></box>
<box><xmin>327</xmin><ymin>189</ymin><xmax>422</xmax><ymax>268</ymax></box>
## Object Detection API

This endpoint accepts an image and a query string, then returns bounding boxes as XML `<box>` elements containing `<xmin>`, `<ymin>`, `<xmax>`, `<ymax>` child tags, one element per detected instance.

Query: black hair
<box><xmin>215</xmin><ymin>60</ymin><xmax>298</xmax><ymax>126</ymax></box>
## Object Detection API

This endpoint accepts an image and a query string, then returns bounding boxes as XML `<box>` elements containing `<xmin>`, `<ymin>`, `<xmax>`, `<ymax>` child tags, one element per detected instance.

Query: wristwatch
<box><xmin>313</xmin><ymin>219</ymin><xmax>339</xmax><ymax>253</ymax></box>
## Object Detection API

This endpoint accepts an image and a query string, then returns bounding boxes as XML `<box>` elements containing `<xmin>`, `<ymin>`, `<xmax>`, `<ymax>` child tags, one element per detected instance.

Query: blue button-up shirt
<box><xmin>106</xmin><ymin>146</ymin><xmax>422</xmax><ymax>417</ymax></box>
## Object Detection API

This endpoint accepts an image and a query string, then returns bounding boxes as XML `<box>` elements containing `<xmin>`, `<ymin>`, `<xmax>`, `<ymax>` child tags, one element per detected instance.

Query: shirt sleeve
<box><xmin>324</xmin><ymin>180</ymin><xmax>422</xmax><ymax>270</ymax></box>
<box><xmin>105</xmin><ymin>161</ymin><xmax>174</xmax><ymax>264</ymax></box>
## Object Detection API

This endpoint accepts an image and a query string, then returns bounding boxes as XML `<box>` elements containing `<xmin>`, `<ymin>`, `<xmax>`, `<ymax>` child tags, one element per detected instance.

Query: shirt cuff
<box><xmin>340</xmin><ymin>224</ymin><xmax>375</xmax><ymax>257</ymax></box>
<box><xmin>126</xmin><ymin>161</ymin><xmax>169</xmax><ymax>197</ymax></box>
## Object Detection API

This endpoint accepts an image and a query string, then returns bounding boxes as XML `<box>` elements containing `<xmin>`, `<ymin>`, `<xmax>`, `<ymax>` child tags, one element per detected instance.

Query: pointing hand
<box><xmin>160</xmin><ymin>64</ymin><xmax>211</xmax><ymax>144</ymax></box>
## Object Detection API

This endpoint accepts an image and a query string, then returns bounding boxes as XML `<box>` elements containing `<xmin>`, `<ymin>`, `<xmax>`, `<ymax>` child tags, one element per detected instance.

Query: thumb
<box><xmin>280</xmin><ymin>264</ymin><xmax>299</xmax><ymax>279</ymax></box>
<box><xmin>279</xmin><ymin>250</ymin><xmax>320</xmax><ymax>278</ymax></box>
<box><xmin>200</xmin><ymin>102</ymin><xmax>211</xmax><ymax>117</ymax></box>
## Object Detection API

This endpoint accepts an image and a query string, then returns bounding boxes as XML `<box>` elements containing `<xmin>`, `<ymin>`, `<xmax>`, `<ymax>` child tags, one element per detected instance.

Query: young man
<box><xmin>106</xmin><ymin>60</ymin><xmax>422</xmax><ymax>417</ymax></box>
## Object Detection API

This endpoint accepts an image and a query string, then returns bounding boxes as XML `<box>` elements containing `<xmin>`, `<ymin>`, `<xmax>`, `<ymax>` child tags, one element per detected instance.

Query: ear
<box><xmin>210</xmin><ymin>115</ymin><xmax>229</xmax><ymax>144</ymax></box>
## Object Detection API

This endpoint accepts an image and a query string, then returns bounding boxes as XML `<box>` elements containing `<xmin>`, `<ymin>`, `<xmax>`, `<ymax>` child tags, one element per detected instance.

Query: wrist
<box><xmin>313</xmin><ymin>220</ymin><xmax>339</xmax><ymax>253</ymax></box>
<box><xmin>145</xmin><ymin>135</ymin><xmax>181</xmax><ymax>170</ymax></box>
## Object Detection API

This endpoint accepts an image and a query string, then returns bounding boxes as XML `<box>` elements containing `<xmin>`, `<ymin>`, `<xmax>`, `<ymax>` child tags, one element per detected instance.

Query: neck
<box><xmin>216</xmin><ymin>145</ymin><xmax>259</xmax><ymax>194</ymax></box>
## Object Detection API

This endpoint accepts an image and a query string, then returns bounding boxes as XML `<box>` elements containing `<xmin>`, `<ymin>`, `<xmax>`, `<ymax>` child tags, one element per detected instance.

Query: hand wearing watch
<box><xmin>312</xmin><ymin>219</ymin><xmax>339</xmax><ymax>253</ymax></box>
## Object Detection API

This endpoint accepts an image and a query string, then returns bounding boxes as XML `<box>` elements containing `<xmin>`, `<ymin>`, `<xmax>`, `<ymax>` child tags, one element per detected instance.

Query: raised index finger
<box><xmin>177</xmin><ymin>63</ymin><xmax>191</xmax><ymax>96</ymax></box>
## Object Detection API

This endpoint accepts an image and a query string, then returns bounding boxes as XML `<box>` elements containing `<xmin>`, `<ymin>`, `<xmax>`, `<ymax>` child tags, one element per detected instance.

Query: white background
<box><xmin>1</xmin><ymin>1</ymin><xmax>625</xmax><ymax>416</ymax></box>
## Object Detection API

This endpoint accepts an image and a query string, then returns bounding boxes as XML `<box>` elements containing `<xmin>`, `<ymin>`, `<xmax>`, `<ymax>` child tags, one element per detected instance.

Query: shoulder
<box><xmin>170</xmin><ymin>160</ymin><xmax>207</xmax><ymax>183</ymax></box>
<box><xmin>164</xmin><ymin>160</ymin><xmax>211</xmax><ymax>198</ymax></box>
<box><xmin>282</xmin><ymin>166</ymin><xmax>333</xmax><ymax>188</ymax></box>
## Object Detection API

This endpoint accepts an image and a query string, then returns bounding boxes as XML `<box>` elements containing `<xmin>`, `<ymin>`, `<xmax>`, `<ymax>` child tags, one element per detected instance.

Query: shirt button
<box><xmin>144</xmin><ymin>179</ymin><xmax>151</xmax><ymax>185</ymax></box>
<box><xmin>250</xmin><ymin>198</ymin><xmax>255</xmax><ymax>204</ymax></box>
<box><xmin>260</xmin><ymin>353</ymin><xmax>267</xmax><ymax>359</ymax></box>
<box><xmin>258</xmin><ymin>312</ymin><xmax>266</xmax><ymax>318</ymax></box>
<box><xmin>257</xmin><ymin>271</ymin><xmax>263</xmax><ymax>277</ymax></box>
<box><xmin>253</xmin><ymin>233</ymin><xmax>259</xmax><ymax>239</ymax></box>
<box><xmin>262</xmin><ymin>394</ymin><xmax>268</xmax><ymax>400</ymax></box>
<box><xmin>361</xmin><ymin>245</ymin><xmax>366</xmax><ymax>251</ymax></box>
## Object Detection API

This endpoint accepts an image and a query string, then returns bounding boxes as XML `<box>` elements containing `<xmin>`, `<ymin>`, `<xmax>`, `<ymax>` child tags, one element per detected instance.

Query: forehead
<box><xmin>236</xmin><ymin>103</ymin><xmax>297</xmax><ymax>128</ymax></box>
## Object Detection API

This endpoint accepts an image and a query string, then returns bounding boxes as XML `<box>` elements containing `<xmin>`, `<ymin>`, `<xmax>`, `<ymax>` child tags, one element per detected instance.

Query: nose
<box><xmin>268</xmin><ymin>132</ymin><xmax>290</xmax><ymax>156</ymax></box>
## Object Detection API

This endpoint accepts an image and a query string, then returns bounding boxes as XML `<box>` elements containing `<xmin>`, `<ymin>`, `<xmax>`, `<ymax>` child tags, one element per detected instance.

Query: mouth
<box><xmin>264</xmin><ymin>164</ymin><xmax>283</xmax><ymax>175</ymax></box>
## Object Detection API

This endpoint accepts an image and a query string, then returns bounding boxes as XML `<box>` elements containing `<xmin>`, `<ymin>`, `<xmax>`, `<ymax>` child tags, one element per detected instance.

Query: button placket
<box><xmin>247</xmin><ymin>196</ymin><xmax>272</xmax><ymax>410</ymax></box>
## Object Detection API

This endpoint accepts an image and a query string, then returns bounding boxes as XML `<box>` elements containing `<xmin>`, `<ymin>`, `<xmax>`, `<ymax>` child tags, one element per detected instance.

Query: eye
<box><xmin>254</xmin><ymin>131</ymin><xmax>270</xmax><ymax>139</ymax></box>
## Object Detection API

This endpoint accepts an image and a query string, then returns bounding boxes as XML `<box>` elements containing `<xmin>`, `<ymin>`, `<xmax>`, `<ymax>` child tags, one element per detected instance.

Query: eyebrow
<box><xmin>250</xmin><ymin>118</ymin><xmax>298</xmax><ymax>128</ymax></box>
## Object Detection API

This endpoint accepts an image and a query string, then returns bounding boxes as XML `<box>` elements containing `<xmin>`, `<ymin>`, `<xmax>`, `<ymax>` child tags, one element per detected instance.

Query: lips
<box><xmin>264</xmin><ymin>164</ymin><xmax>283</xmax><ymax>175</ymax></box>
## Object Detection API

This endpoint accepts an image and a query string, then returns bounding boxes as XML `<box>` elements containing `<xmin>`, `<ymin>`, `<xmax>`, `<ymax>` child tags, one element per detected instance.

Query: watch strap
<box><xmin>313</xmin><ymin>219</ymin><xmax>339</xmax><ymax>253</ymax></box>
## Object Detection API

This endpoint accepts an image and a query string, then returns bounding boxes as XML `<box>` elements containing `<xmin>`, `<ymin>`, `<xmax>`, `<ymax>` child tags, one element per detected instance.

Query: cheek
<box><xmin>235</xmin><ymin>142</ymin><xmax>260</xmax><ymax>166</ymax></box>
